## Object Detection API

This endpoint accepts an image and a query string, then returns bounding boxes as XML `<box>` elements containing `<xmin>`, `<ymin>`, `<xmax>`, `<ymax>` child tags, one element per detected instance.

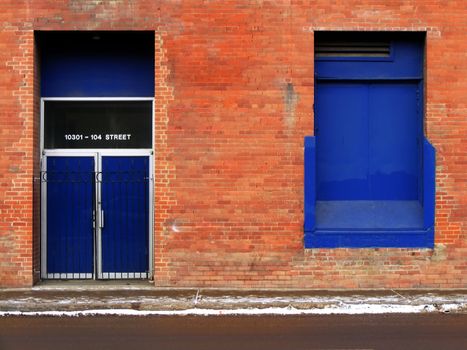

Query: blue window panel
<box><xmin>101</xmin><ymin>156</ymin><xmax>149</xmax><ymax>274</ymax></box>
<box><xmin>39</xmin><ymin>32</ymin><xmax>154</xmax><ymax>97</ymax></box>
<box><xmin>46</xmin><ymin>157</ymin><xmax>94</xmax><ymax>274</ymax></box>
<box><xmin>369</xmin><ymin>82</ymin><xmax>420</xmax><ymax>199</ymax></box>
<box><xmin>316</xmin><ymin>81</ymin><xmax>420</xmax><ymax>201</ymax></box>
<box><xmin>316</xmin><ymin>82</ymin><xmax>369</xmax><ymax>200</ymax></box>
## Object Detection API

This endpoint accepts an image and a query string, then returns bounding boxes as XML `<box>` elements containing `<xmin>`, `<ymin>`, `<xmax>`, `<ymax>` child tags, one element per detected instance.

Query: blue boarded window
<box><xmin>305</xmin><ymin>32</ymin><xmax>435</xmax><ymax>248</ymax></box>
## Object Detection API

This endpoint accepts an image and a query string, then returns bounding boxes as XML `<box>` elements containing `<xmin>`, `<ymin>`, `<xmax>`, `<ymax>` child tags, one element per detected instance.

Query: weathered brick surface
<box><xmin>0</xmin><ymin>1</ymin><xmax>465</xmax><ymax>288</ymax></box>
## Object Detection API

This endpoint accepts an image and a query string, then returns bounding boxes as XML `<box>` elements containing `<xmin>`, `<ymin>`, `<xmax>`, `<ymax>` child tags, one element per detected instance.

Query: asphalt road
<box><xmin>0</xmin><ymin>314</ymin><xmax>466</xmax><ymax>350</ymax></box>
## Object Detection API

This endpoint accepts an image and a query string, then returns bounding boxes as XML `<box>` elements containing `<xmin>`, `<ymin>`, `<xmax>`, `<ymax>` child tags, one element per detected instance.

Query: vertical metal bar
<box><xmin>40</xmin><ymin>156</ymin><xmax>48</xmax><ymax>279</ymax></box>
<box><xmin>78</xmin><ymin>161</ymin><xmax>83</xmax><ymax>277</ymax></box>
<box><xmin>71</xmin><ymin>163</ymin><xmax>76</xmax><ymax>277</ymax></box>
<box><xmin>76</xmin><ymin>166</ymin><xmax>80</xmax><ymax>277</ymax></box>
<box><xmin>111</xmin><ymin>163</ymin><xmax>114</xmax><ymax>279</ymax></box>
<box><xmin>92</xmin><ymin>159</ymin><xmax>97</xmax><ymax>279</ymax></box>
<box><xmin>145</xmin><ymin>157</ymin><xmax>150</xmax><ymax>274</ymax></box>
<box><xmin>69</xmin><ymin>165</ymin><xmax>73</xmax><ymax>277</ymax></box>
<box><xmin>139</xmin><ymin>163</ymin><xmax>143</xmax><ymax>274</ymax></box>
<box><xmin>70</xmin><ymin>164</ymin><xmax>74</xmax><ymax>277</ymax></box>
<box><xmin>148</xmin><ymin>155</ymin><xmax>154</xmax><ymax>279</ymax></box>
<box><xmin>87</xmin><ymin>167</ymin><xmax>92</xmax><ymax>279</ymax></box>
<box><xmin>86</xmin><ymin>168</ymin><xmax>91</xmax><ymax>279</ymax></box>
<box><xmin>96</xmin><ymin>153</ymin><xmax>102</xmax><ymax>279</ymax></box>
<box><xmin>74</xmin><ymin>162</ymin><xmax>79</xmax><ymax>277</ymax></box>
<box><xmin>124</xmin><ymin>162</ymin><xmax>130</xmax><ymax>278</ymax></box>
<box><xmin>65</xmin><ymin>160</ymin><xmax>71</xmax><ymax>278</ymax></box>
<box><xmin>137</xmin><ymin>164</ymin><xmax>141</xmax><ymax>273</ymax></box>
<box><xmin>127</xmin><ymin>164</ymin><xmax>132</xmax><ymax>275</ymax></box>
<box><xmin>116</xmin><ymin>164</ymin><xmax>121</xmax><ymax>277</ymax></box>
<box><xmin>79</xmin><ymin>166</ymin><xmax>86</xmax><ymax>279</ymax></box>
<box><xmin>119</xmin><ymin>162</ymin><xmax>128</xmax><ymax>278</ymax></box>
<box><xmin>79</xmin><ymin>164</ymin><xmax>83</xmax><ymax>277</ymax></box>
<box><xmin>110</xmin><ymin>160</ymin><xmax>115</xmax><ymax>279</ymax></box>
<box><xmin>138</xmin><ymin>166</ymin><xmax>142</xmax><ymax>274</ymax></box>
<box><xmin>125</xmin><ymin>162</ymin><xmax>129</xmax><ymax>276</ymax></box>
<box><xmin>122</xmin><ymin>163</ymin><xmax>125</xmax><ymax>277</ymax></box>
<box><xmin>129</xmin><ymin>167</ymin><xmax>134</xmax><ymax>275</ymax></box>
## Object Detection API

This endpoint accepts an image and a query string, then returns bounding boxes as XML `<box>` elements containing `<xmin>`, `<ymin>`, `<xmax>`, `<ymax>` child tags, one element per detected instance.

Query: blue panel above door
<box><xmin>315</xmin><ymin>32</ymin><xmax>424</xmax><ymax>80</ymax></box>
<box><xmin>38</xmin><ymin>31</ymin><xmax>154</xmax><ymax>97</ymax></box>
<box><xmin>101</xmin><ymin>156</ymin><xmax>149</xmax><ymax>275</ymax></box>
<box><xmin>46</xmin><ymin>156</ymin><xmax>94</xmax><ymax>275</ymax></box>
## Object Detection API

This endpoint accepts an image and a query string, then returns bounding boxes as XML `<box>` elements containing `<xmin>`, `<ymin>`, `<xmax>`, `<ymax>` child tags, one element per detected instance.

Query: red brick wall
<box><xmin>0</xmin><ymin>4</ymin><xmax>36</xmax><ymax>285</ymax></box>
<box><xmin>0</xmin><ymin>1</ymin><xmax>465</xmax><ymax>288</ymax></box>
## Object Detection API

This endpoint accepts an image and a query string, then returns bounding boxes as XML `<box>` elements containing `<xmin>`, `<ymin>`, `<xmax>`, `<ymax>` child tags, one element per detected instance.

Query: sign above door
<box><xmin>43</xmin><ymin>100</ymin><xmax>153</xmax><ymax>149</ymax></box>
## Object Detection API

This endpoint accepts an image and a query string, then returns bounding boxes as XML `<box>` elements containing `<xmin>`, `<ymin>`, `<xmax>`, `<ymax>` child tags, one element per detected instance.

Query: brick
<box><xmin>0</xmin><ymin>0</ymin><xmax>465</xmax><ymax>289</ymax></box>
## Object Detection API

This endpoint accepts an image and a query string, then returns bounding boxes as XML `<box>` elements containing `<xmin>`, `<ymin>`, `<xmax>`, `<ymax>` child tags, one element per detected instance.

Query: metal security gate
<box><xmin>41</xmin><ymin>152</ymin><xmax>152</xmax><ymax>279</ymax></box>
<box><xmin>43</xmin><ymin>155</ymin><xmax>95</xmax><ymax>279</ymax></box>
<box><xmin>99</xmin><ymin>156</ymin><xmax>150</xmax><ymax>279</ymax></box>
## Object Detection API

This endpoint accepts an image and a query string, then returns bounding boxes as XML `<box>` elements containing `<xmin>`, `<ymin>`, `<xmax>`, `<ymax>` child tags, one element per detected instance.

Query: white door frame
<box><xmin>40</xmin><ymin>97</ymin><xmax>154</xmax><ymax>280</ymax></box>
<box><xmin>96</xmin><ymin>151</ymin><xmax>153</xmax><ymax>279</ymax></box>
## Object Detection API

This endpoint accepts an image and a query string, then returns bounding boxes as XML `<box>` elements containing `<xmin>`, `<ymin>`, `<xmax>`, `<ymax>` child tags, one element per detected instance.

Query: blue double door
<box><xmin>44</xmin><ymin>154</ymin><xmax>150</xmax><ymax>279</ymax></box>
<box><xmin>315</xmin><ymin>81</ymin><xmax>421</xmax><ymax>201</ymax></box>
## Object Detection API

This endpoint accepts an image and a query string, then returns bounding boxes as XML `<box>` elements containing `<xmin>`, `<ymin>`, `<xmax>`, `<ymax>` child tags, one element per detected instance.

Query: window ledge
<box><xmin>305</xmin><ymin>227</ymin><xmax>434</xmax><ymax>248</ymax></box>
<box><xmin>316</xmin><ymin>200</ymin><xmax>424</xmax><ymax>230</ymax></box>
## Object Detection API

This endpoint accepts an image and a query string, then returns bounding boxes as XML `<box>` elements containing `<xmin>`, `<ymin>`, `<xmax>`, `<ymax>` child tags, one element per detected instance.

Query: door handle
<box><xmin>100</xmin><ymin>210</ymin><xmax>104</xmax><ymax>229</ymax></box>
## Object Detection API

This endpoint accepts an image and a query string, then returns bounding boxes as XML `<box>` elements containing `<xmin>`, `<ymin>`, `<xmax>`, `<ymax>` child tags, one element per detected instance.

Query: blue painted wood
<box><xmin>423</xmin><ymin>138</ymin><xmax>436</xmax><ymax>229</ymax></box>
<box><xmin>304</xmin><ymin>228</ymin><xmax>434</xmax><ymax>248</ymax></box>
<box><xmin>417</xmin><ymin>82</ymin><xmax>425</xmax><ymax>207</ymax></box>
<box><xmin>304</xmin><ymin>136</ymin><xmax>316</xmax><ymax>231</ymax></box>
<box><xmin>316</xmin><ymin>82</ymin><xmax>369</xmax><ymax>199</ymax></box>
<box><xmin>368</xmin><ymin>82</ymin><xmax>419</xmax><ymax>199</ymax></box>
<box><xmin>305</xmin><ymin>33</ymin><xmax>434</xmax><ymax>248</ymax></box>
<box><xmin>101</xmin><ymin>156</ymin><xmax>149</xmax><ymax>274</ymax></box>
<box><xmin>316</xmin><ymin>81</ymin><xmax>420</xmax><ymax>200</ymax></box>
<box><xmin>46</xmin><ymin>157</ymin><xmax>94</xmax><ymax>274</ymax></box>
<box><xmin>39</xmin><ymin>32</ymin><xmax>154</xmax><ymax>97</ymax></box>
<box><xmin>315</xmin><ymin>201</ymin><xmax>424</xmax><ymax>229</ymax></box>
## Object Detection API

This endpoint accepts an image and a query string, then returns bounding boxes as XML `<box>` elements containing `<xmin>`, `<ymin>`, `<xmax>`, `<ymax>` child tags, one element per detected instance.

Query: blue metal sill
<box><xmin>315</xmin><ymin>201</ymin><xmax>424</xmax><ymax>230</ymax></box>
<box><xmin>304</xmin><ymin>136</ymin><xmax>436</xmax><ymax>249</ymax></box>
<box><xmin>306</xmin><ymin>200</ymin><xmax>432</xmax><ymax>248</ymax></box>
<box><xmin>305</xmin><ymin>227</ymin><xmax>434</xmax><ymax>248</ymax></box>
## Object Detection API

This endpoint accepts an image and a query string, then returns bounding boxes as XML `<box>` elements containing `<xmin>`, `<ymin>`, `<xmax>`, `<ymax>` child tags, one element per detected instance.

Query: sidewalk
<box><xmin>1</xmin><ymin>281</ymin><xmax>466</xmax><ymax>316</ymax></box>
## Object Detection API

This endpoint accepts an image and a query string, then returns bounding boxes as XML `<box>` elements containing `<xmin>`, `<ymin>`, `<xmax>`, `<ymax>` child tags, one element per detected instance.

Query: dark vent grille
<box><xmin>315</xmin><ymin>41</ymin><xmax>391</xmax><ymax>58</ymax></box>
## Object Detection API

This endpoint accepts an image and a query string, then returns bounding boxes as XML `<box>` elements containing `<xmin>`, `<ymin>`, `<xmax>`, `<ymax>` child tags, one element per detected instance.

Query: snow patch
<box><xmin>0</xmin><ymin>303</ymin><xmax>463</xmax><ymax>317</ymax></box>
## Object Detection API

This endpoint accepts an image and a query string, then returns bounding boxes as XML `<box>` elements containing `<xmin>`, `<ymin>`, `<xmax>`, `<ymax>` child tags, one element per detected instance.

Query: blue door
<box><xmin>46</xmin><ymin>156</ymin><xmax>95</xmax><ymax>278</ymax></box>
<box><xmin>100</xmin><ymin>156</ymin><xmax>150</xmax><ymax>278</ymax></box>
